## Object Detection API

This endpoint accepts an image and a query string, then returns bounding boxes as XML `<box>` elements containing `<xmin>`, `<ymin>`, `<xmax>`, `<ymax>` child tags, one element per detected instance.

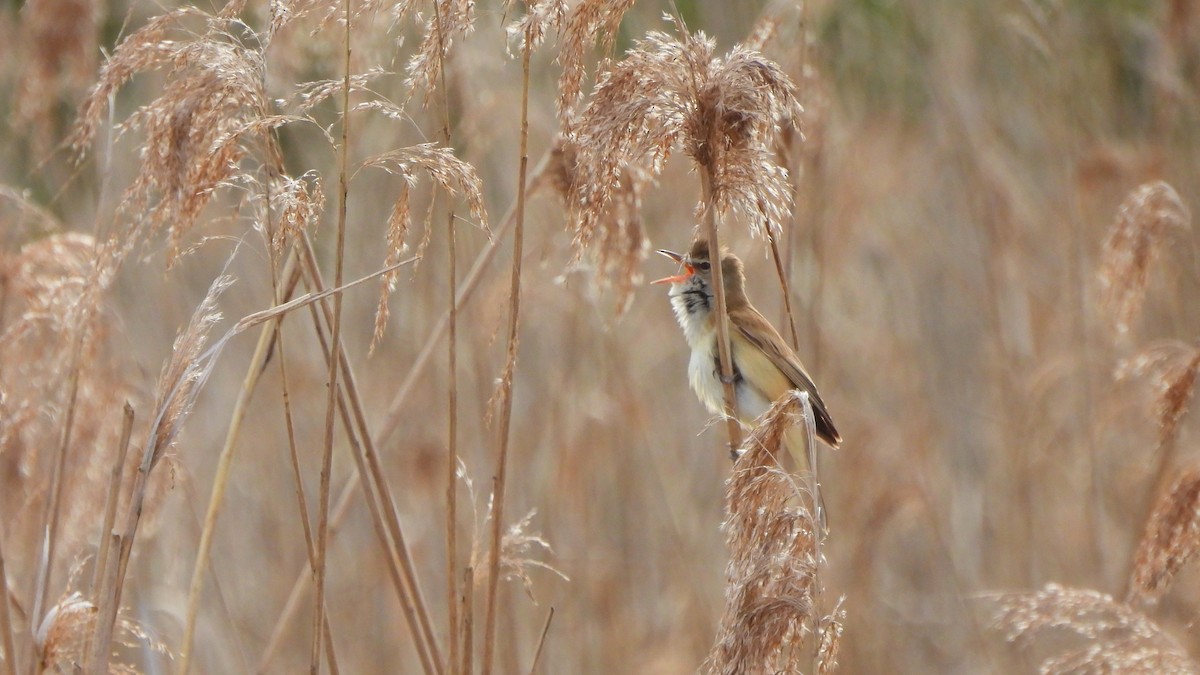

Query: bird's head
<box><xmin>652</xmin><ymin>239</ymin><xmax>747</xmax><ymax>304</ymax></box>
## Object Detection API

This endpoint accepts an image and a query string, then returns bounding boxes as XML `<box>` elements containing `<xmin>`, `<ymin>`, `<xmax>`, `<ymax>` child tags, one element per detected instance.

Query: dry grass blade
<box><xmin>91</xmin><ymin>272</ymin><xmax>231</xmax><ymax>675</ymax></box>
<box><xmin>987</xmin><ymin>584</ymin><xmax>1199</xmax><ymax>674</ymax></box>
<box><xmin>1099</xmin><ymin>181</ymin><xmax>1191</xmax><ymax>335</ymax></box>
<box><xmin>1130</xmin><ymin>468</ymin><xmax>1200</xmax><ymax>602</ymax></box>
<box><xmin>705</xmin><ymin>390</ymin><xmax>825</xmax><ymax>675</ymax></box>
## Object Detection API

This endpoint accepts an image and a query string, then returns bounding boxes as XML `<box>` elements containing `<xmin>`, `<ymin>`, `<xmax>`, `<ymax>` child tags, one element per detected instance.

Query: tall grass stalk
<box><xmin>91</xmin><ymin>403</ymin><xmax>134</xmax><ymax>598</ymax></box>
<box><xmin>312</xmin><ymin>0</ymin><xmax>354</xmax><ymax>669</ymax></box>
<box><xmin>481</xmin><ymin>18</ymin><xmax>534</xmax><ymax>675</ymax></box>
<box><xmin>255</xmin><ymin>201</ymin><xmax>530</xmax><ymax>670</ymax></box>
<box><xmin>179</xmin><ymin>251</ymin><xmax>298</xmax><ymax>675</ymax></box>
<box><xmin>700</xmin><ymin>170</ymin><xmax>742</xmax><ymax>451</ymax></box>
<box><xmin>30</xmin><ymin>320</ymin><xmax>86</xmax><ymax>637</ymax></box>
<box><xmin>431</xmin><ymin>1</ymin><xmax>461</xmax><ymax>669</ymax></box>
<box><xmin>297</xmin><ymin>234</ymin><xmax>443</xmax><ymax>673</ymax></box>
<box><xmin>0</xmin><ymin>529</ymin><xmax>14</xmax><ymax>675</ymax></box>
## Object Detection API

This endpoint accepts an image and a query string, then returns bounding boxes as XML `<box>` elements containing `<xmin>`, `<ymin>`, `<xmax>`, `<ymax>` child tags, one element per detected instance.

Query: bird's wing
<box><xmin>730</xmin><ymin>305</ymin><xmax>842</xmax><ymax>448</ymax></box>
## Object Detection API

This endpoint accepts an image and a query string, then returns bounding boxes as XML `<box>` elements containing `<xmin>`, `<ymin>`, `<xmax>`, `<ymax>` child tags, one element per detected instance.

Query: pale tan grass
<box><xmin>705</xmin><ymin>390</ymin><xmax>840</xmax><ymax>675</ymax></box>
<box><xmin>360</xmin><ymin>143</ymin><xmax>487</xmax><ymax>350</ymax></box>
<box><xmin>1099</xmin><ymin>181</ymin><xmax>1191</xmax><ymax>335</ymax></box>
<box><xmin>988</xmin><ymin>584</ymin><xmax>1199</xmax><ymax>674</ymax></box>
<box><xmin>556</xmin><ymin>0</ymin><xmax>637</xmax><ymax>121</ymax></box>
<box><xmin>1130</xmin><ymin>468</ymin><xmax>1200</xmax><ymax>602</ymax></box>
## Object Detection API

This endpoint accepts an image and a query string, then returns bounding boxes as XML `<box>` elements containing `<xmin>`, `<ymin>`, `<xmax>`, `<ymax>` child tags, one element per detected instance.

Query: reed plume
<box><xmin>988</xmin><ymin>584</ymin><xmax>1199</xmax><ymax>674</ymax></box>
<box><xmin>1130</xmin><ymin>468</ymin><xmax>1200</xmax><ymax>602</ymax></box>
<box><xmin>1099</xmin><ymin>181</ymin><xmax>1191</xmax><ymax>335</ymax></box>
<box><xmin>705</xmin><ymin>391</ymin><xmax>841</xmax><ymax>675</ymax></box>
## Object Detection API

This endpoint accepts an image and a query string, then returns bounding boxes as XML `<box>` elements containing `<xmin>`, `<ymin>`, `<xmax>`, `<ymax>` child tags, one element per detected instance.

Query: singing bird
<box><xmin>654</xmin><ymin>239</ymin><xmax>840</xmax><ymax>523</ymax></box>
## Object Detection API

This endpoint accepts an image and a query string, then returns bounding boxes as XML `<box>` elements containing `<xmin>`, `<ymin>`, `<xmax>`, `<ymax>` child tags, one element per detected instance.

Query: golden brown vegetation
<box><xmin>6</xmin><ymin>0</ymin><xmax>1200</xmax><ymax>673</ymax></box>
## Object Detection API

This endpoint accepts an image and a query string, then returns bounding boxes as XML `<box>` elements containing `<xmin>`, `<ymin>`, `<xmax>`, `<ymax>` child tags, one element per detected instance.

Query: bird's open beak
<box><xmin>651</xmin><ymin>249</ymin><xmax>694</xmax><ymax>285</ymax></box>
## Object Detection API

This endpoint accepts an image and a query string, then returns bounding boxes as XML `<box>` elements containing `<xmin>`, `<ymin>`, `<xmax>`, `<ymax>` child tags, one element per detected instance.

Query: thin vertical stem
<box><xmin>0</xmin><ymin>529</ymin><xmax>15</xmax><ymax>675</ymax></box>
<box><xmin>526</xmin><ymin>607</ymin><xmax>554</xmax><ymax>675</ymax></box>
<box><xmin>431</xmin><ymin>1</ymin><xmax>460</xmax><ymax>670</ymax></box>
<box><xmin>92</xmin><ymin>403</ymin><xmax>134</xmax><ymax>597</ymax></box>
<box><xmin>461</xmin><ymin>566</ymin><xmax>474</xmax><ymax>675</ymax></box>
<box><xmin>313</xmin><ymin>0</ymin><xmax>352</xmax><ymax>669</ymax></box>
<box><xmin>767</xmin><ymin>226</ymin><xmax>799</xmax><ymax>350</ymax></box>
<box><xmin>699</xmin><ymin>169</ymin><xmax>742</xmax><ymax>451</ymax></box>
<box><xmin>297</xmin><ymin>235</ymin><xmax>442</xmax><ymax>673</ymax></box>
<box><xmin>178</xmin><ymin>253</ymin><xmax>298</xmax><ymax>675</ymax></box>
<box><xmin>31</xmin><ymin>324</ymin><xmax>87</xmax><ymax>639</ymax></box>
<box><xmin>481</xmin><ymin>23</ymin><xmax>532</xmax><ymax>675</ymax></box>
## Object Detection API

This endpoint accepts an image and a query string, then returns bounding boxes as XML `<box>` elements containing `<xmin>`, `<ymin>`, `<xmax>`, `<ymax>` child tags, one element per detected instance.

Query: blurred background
<box><xmin>3</xmin><ymin>0</ymin><xmax>1200</xmax><ymax>672</ymax></box>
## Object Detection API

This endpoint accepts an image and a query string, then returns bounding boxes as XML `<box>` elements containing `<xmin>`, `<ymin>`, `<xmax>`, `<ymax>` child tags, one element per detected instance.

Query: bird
<box><xmin>653</xmin><ymin>238</ymin><xmax>840</xmax><ymax>527</ymax></box>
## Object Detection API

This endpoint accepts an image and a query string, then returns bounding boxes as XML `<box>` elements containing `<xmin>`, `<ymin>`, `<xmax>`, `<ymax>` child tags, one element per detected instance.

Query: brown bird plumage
<box><xmin>655</xmin><ymin>239</ymin><xmax>839</xmax><ymax>526</ymax></box>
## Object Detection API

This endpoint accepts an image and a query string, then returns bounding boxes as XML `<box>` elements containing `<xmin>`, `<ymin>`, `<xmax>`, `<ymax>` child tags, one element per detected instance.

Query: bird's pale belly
<box><xmin>687</xmin><ymin>344</ymin><xmax>773</xmax><ymax>423</ymax></box>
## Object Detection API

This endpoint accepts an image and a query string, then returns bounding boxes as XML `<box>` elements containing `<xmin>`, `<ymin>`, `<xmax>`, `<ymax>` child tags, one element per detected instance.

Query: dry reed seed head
<box><xmin>72</xmin><ymin>11</ymin><xmax>274</xmax><ymax>266</ymax></box>
<box><xmin>468</xmin><ymin>500</ymin><xmax>565</xmax><ymax>600</ymax></box>
<box><xmin>361</xmin><ymin>143</ymin><xmax>487</xmax><ymax>350</ymax></box>
<box><xmin>149</xmin><ymin>274</ymin><xmax>233</xmax><ymax>468</ymax></box>
<box><xmin>986</xmin><ymin>584</ymin><xmax>1199</xmax><ymax>674</ymax></box>
<box><xmin>70</xmin><ymin>8</ymin><xmax>210</xmax><ymax>158</ymax></box>
<box><xmin>1130</xmin><ymin>468</ymin><xmax>1200</xmax><ymax>602</ymax></box>
<box><xmin>555</xmin><ymin>0</ymin><xmax>637</xmax><ymax>122</ymax></box>
<box><xmin>495</xmin><ymin>510</ymin><xmax>568</xmax><ymax>602</ymax></box>
<box><xmin>1099</xmin><ymin>180</ymin><xmax>1191</xmax><ymax>335</ymax></box>
<box><xmin>13</xmin><ymin>0</ymin><xmax>99</xmax><ymax>156</ymax></box>
<box><xmin>707</xmin><ymin>390</ymin><xmax>823</xmax><ymax>675</ymax></box>
<box><xmin>405</xmin><ymin>0</ymin><xmax>476</xmax><ymax>103</ymax></box>
<box><xmin>505</xmin><ymin>0</ymin><xmax>567</xmax><ymax>54</ymax></box>
<box><xmin>36</xmin><ymin>590</ymin><xmax>169</xmax><ymax>673</ymax></box>
<box><xmin>542</xmin><ymin>134</ymin><xmax>649</xmax><ymax>314</ymax></box>
<box><xmin>268</xmin><ymin>171</ymin><xmax>326</xmax><ymax>253</ymax></box>
<box><xmin>816</xmin><ymin>600</ymin><xmax>846</xmax><ymax>675</ymax></box>
<box><xmin>1115</xmin><ymin>341</ymin><xmax>1200</xmax><ymax>448</ymax></box>
<box><xmin>36</xmin><ymin>592</ymin><xmax>97</xmax><ymax>670</ymax></box>
<box><xmin>0</xmin><ymin>233</ymin><xmax>153</xmax><ymax>554</ymax></box>
<box><xmin>291</xmin><ymin>67</ymin><xmax>389</xmax><ymax>115</ymax></box>
<box><xmin>277</xmin><ymin>0</ymin><xmax>417</xmax><ymax>41</ymax></box>
<box><xmin>572</xmin><ymin>28</ymin><xmax>800</xmax><ymax>248</ymax></box>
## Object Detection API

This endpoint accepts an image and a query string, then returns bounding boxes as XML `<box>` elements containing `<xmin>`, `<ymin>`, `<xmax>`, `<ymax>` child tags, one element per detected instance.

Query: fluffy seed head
<box><xmin>1130</xmin><ymin>468</ymin><xmax>1200</xmax><ymax>602</ymax></box>
<box><xmin>1100</xmin><ymin>181</ymin><xmax>1191</xmax><ymax>335</ymax></box>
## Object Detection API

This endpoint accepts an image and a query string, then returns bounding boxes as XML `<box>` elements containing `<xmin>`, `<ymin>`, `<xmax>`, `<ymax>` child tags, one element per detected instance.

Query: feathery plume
<box><xmin>406</xmin><ymin>0</ymin><xmax>476</xmax><ymax>102</ymax></box>
<box><xmin>1099</xmin><ymin>181</ymin><xmax>1190</xmax><ymax>335</ymax></box>
<box><xmin>988</xmin><ymin>584</ymin><xmax>1198</xmax><ymax>674</ymax></box>
<box><xmin>571</xmin><ymin>27</ymin><xmax>800</xmax><ymax>247</ymax></box>
<box><xmin>705</xmin><ymin>390</ymin><xmax>829</xmax><ymax>675</ymax></box>
<box><xmin>1116</xmin><ymin>341</ymin><xmax>1200</xmax><ymax>448</ymax></box>
<box><xmin>360</xmin><ymin>143</ymin><xmax>487</xmax><ymax>349</ymax></box>
<box><xmin>71</xmin><ymin>11</ymin><xmax>272</xmax><ymax>265</ymax></box>
<box><xmin>535</xmin><ymin>134</ymin><xmax>649</xmax><ymax>313</ymax></box>
<box><xmin>1130</xmin><ymin>468</ymin><xmax>1200</xmax><ymax>602</ymax></box>
<box><xmin>505</xmin><ymin>0</ymin><xmax>567</xmax><ymax>54</ymax></box>
<box><xmin>556</xmin><ymin>0</ymin><xmax>637</xmax><ymax>121</ymax></box>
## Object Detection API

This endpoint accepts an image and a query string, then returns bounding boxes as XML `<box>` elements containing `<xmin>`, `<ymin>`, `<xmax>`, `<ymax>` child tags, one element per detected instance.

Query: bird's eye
<box><xmin>697</xmin><ymin>261</ymin><xmax>711</xmax><ymax>271</ymax></box>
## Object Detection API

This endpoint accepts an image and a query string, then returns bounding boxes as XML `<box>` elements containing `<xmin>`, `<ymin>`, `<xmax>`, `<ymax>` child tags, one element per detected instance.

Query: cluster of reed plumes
<box><xmin>6</xmin><ymin>0</ymin><xmax>1200</xmax><ymax>672</ymax></box>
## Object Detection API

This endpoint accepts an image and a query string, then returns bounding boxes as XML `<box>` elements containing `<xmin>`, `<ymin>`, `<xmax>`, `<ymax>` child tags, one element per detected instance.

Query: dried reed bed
<box><xmin>5</xmin><ymin>0</ymin><xmax>1200</xmax><ymax>673</ymax></box>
